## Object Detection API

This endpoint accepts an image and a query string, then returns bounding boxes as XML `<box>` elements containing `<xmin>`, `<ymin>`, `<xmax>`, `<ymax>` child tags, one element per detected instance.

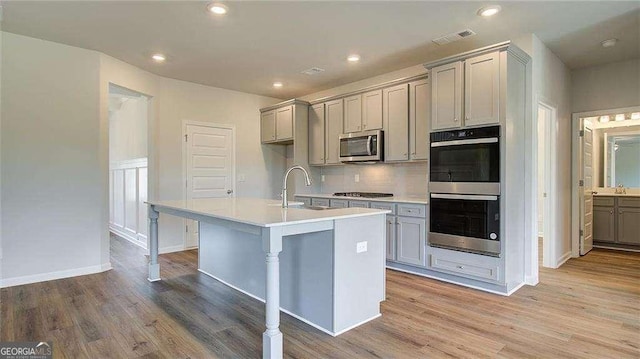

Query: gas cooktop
<box><xmin>333</xmin><ymin>192</ymin><xmax>394</xmax><ymax>198</ymax></box>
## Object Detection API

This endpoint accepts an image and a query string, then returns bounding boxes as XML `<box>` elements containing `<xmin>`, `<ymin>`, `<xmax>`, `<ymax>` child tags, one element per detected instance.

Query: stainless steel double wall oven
<box><xmin>428</xmin><ymin>126</ymin><xmax>501</xmax><ymax>256</ymax></box>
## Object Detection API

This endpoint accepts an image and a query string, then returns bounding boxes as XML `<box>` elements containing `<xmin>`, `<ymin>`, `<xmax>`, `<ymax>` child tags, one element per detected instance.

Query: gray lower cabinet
<box><xmin>396</xmin><ymin>216</ymin><xmax>426</xmax><ymax>266</ymax></box>
<box><xmin>593</xmin><ymin>206</ymin><xmax>615</xmax><ymax>243</ymax></box>
<box><xmin>618</xmin><ymin>206</ymin><xmax>640</xmax><ymax>245</ymax></box>
<box><xmin>386</xmin><ymin>216</ymin><xmax>397</xmax><ymax>261</ymax></box>
<box><xmin>593</xmin><ymin>196</ymin><xmax>640</xmax><ymax>247</ymax></box>
<box><xmin>311</xmin><ymin>198</ymin><xmax>330</xmax><ymax>207</ymax></box>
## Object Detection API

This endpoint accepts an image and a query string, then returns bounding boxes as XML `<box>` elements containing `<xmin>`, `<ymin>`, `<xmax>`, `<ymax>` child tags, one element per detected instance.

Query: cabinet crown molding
<box><xmin>260</xmin><ymin>99</ymin><xmax>310</xmax><ymax>113</ymax></box>
<box><xmin>424</xmin><ymin>41</ymin><xmax>530</xmax><ymax>69</ymax></box>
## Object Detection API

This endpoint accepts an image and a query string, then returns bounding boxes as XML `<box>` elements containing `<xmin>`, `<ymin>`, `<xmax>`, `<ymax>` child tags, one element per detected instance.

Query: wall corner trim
<box><xmin>0</xmin><ymin>262</ymin><xmax>112</xmax><ymax>288</ymax></box>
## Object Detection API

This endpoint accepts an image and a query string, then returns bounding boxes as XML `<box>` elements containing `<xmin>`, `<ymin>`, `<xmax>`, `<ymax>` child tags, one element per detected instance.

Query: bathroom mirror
<box><xmin>605</xmin><ymin>133</ymin><xmax>640</xmax><ymax>188</ymax></box>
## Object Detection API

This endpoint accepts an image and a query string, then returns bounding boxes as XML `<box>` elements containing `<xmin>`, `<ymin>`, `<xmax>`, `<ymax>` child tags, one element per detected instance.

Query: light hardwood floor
<box><xmin>1</xmin><ymin>234</ymin><xmax>638</xmax><ymax>358</ymax></box>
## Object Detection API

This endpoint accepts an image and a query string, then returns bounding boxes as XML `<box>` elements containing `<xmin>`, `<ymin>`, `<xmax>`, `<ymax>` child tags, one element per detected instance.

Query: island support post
<box><xmin>148</xmin><ymin>205</ymin><xmax>160</xmax><ymax>282</ymax></box>
<box><xmin>262</xmin><ymin>226</ymin><xmax>283</xmax><ymax>359</ymax></box>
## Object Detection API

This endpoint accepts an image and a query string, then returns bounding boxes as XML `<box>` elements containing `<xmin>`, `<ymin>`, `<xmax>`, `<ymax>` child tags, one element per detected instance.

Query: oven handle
<box><xmin>366</xmin><ymin>136</ymin><xmax>372</xmax><ymax>156</ymax></box>
<box><xmin>431</xmin><ymin>193</ymin><xmax>498</xmax><ymax>201</ymax></box>
<box><xmin>431</xmin><ymin>137</ymin><xmax>498</xmax><ymax>147</ymax></box>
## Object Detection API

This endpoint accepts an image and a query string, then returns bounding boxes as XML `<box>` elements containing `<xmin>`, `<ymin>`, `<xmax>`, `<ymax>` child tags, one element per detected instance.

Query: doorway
<box><xmin>108</xmin><ymin>84</ymin><xmax>150</xmax><ymax>250</ymax></box>
<box><xmin>571</xmin><ymin>106</ymin><xmax>640</xmax><ymax>257</ymax></box>
<box><xmin>537</xmin><ymin>102</ymin><xmax>557</xmax><ymax>268</ymax></box>
<box><xmin>182</xmin><ymin>121</ymin><xmax>236</xmax><ymax>249</ymax></box>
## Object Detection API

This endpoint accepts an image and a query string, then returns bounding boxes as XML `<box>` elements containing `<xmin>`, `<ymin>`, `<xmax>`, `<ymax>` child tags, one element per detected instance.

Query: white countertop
<box><xmin>294</xmin><ymin>193</ymin><xmax>429</xmax><ymax>205</ymax></box>
<box><xmin>593</xmin><ymin>193</ymin><xmax>640</xmax><ymax>198</ymax></box>
<box><xmin>147</xmin><ymin>198</ymin><xmax>390</xmax><ymax>228</ymax></box>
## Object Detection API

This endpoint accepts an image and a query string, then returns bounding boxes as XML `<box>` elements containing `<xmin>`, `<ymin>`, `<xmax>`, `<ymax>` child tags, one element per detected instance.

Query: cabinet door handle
<box><xmin>610</xmin><ymin>210</ymin><xmax>614</xmax><ymax>214</ymax></box>
<box><xmin>453</xmin><ymin>118</ymin><xmax>458</xmax><ymax>122</ymax></box>
<box><xmin>465</xmin><ymin>116</ymin><xmax>470</xmax><ymax>121</ymax></box>
<box><xmin>457</xmin><ymin>265</ymin><xmax>464</xmax><ymax>269</ymax></box>
<box><xmin>619</xmin><ymin>210</ymin><xmax>623</xmax><ymax>214</ymax></box>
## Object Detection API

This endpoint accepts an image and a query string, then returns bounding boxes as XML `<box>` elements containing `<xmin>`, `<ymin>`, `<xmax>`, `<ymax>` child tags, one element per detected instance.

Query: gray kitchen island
<box><xmin>146</xmin><ymin>198</ymin><xmax>389</xmax><ymax>359</ymax></box>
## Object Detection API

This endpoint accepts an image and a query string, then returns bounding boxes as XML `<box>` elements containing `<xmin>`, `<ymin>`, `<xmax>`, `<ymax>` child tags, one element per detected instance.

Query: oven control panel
<box><xmin>431</xmin><ymin>125</ymin><xmax>500</xmax><ymax>142</ymax></box>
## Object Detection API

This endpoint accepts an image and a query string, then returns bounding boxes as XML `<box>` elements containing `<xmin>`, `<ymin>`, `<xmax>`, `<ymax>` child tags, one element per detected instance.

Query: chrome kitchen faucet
<box><xmin>281</xmin><ymin>165</ymin><xmax>312</xmax><ymax>208</ymax></box>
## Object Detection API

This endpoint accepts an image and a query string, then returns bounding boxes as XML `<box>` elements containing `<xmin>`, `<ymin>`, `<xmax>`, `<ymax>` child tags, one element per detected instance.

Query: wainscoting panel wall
<box><xmin>110</xmin><ymin>158</ymin><xmax>148</xmax><ymax>248</ymax></box>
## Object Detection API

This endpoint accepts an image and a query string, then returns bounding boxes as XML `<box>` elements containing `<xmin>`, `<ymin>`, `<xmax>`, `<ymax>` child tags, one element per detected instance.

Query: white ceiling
<box><xmin>2</xmin><ymin>1</ymin><xmax>639</xmax><ymax>99</ymax></box>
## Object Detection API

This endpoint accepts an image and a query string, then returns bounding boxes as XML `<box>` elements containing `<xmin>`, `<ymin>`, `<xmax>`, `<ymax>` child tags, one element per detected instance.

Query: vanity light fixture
<box><xmin>599</xmin><ymin>115</ymin><xmax>610</xmax><ymax>123</ymax></box>
<box><xmin>273</xmin><ymin>82</ymin><xmax>283</xmax><ymax>88</ymax></box>
<box><xmin>477</xmin><ymin>5</ymin><xmax>502</xmax><ymax>17</ymax></box>
<box><xmin>207</xmin><ymin>2</ymin><xmax>228</xmax><ymax>15</ymax></box>
<box><xmin>601</xmin><ymin>38</ymin><xmax>618</xmax><ymax>48</ymax></box>
<box><xmin>151</xmin><ymin>54</ymin><xmax>166</xmax><ymax>62</ymax></box>
<box><xmin>347</xmin><ymin>54</ymin><xmax>361</xmax><ymax>63</ymax></box>
<box><xmin>631</xmin><ymin>112</ymin><xmax>640</xmax><ymax>120</ymax></box>
<box><xmin>615</xmin><ymin>114</ymin><xmax>626</xmax><ymax>121</ymax></box>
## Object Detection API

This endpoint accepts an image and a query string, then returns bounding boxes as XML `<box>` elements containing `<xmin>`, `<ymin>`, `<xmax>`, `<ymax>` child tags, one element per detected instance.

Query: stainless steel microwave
<box><xmin>339</xmin><ymin>130</ymin><xmax>383</xmax><ymax>163</ymax></box>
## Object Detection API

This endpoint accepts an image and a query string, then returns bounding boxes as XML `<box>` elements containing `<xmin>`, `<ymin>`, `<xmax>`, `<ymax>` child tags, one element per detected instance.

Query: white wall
<box><xmin>572</xmin><ymin>59</ymin><xmax>640</xmax><ymax>113</ymax></box>
<box><xmin>154</xmin><ymin>76</ymin><xmax>284</xmax><ymax>250</ymax></box>
<box><xmin>1</xmin><ymin>32</ymin><xmax>282</xmax><ymax>286</ymax></box>
<box><xmin>532</xmin><ymin>35</ymin><xmax>573</xmax><ymax>268</ymax></box>
<box><xmin>109</xmin><ymin>95</ymin><xmax>148</xmax><ymax>162</ymax></box>
<box><xmin>1</xmin><ymin>32</ymin><xmax>106</xmax><ymax>285</ymax></box>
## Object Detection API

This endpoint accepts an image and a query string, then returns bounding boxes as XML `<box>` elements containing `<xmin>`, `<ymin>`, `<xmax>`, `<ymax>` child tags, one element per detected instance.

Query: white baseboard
<box><xmin>555</xmin><ymin>251</ymin><xmax>572</xmax><ymax>268</ymax></box>
<box><xmin>110</xmin><ymin>226</ymin><xmax>147</xmax><ymax>250</ymax></box>
<box><xmin>525</xmin><ymin>275</ymin><xmax>539</xmax><ymax>286</ymax></box>
<box><xmin>159</xmin><ymin>245</ymin><xmax>186</xmax><ymax>254</ymax></box>
<box><xmin>0</xmin><ymin>262</ymin><xmax>112</xmax><ymax>288</ymax></box>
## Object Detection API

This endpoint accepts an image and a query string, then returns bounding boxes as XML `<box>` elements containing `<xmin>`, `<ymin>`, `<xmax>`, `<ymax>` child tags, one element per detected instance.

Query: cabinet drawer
<box><xmin>398</xmin><ymin>204</ymin><xmax>427</xmax><ymax>218</ymax></box>
<box><xmin>429</xmin><ymin>251</ymin><xmax>500</xmax><ymax>282</ymax></box>
<box><xmin>594</xmin><ymin>197</ymin><xmax>615</xmax><ymax>207</ymax></box>
<box><xmin>619</xmin><ymin>197</ymin><xmax>640</xmax><ymax>208</ymax></box>
<box><xmin>311</xmin><ymin>198</ymin><xmax>330</xmax><ymax>207</ymax></box>
<box><xmin>349</xmin><ymin>200</ymin><xmax>370</xmax><ymax>208</ymax></box>
<box><xmin>371</xmin><ymin>202</ymin><xmax>396</xmax><ymax>215</ymax></box>
<box><xmin>294</xmin><ymin>197</ymin><xmax>312</xmax><ymax>206</ymax></box>
<box><xmin>330</xmin><ymin>199</ymin><xmax>348</xmax><ymax>208</ymax></box>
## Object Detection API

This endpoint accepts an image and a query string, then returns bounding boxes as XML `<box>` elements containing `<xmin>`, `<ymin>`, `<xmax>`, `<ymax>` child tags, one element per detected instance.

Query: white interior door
<box><xmin>580</xmin><ymin>119</ymin><xmax>594</xmax><ymax>255</ymax></box>
<box><xmin>184</xmin><ymin>123</ymin><xmax>235</xmax><ymax>248</ymax></box>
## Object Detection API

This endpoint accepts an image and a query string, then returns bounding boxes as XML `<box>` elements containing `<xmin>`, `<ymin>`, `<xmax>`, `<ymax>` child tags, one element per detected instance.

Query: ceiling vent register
<box><xmin>301</xmin><ymin>67</ymin><xmax>325</xmax><ymax>75</ymax></box>
<box><xmin>432</xmin><ymin>29</ymin><xmax>477</xmax><ymax>45</ymax></box>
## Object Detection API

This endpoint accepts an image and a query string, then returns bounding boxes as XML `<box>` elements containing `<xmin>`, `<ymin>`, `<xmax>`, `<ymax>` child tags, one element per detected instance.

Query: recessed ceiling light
<box><xmin>151</xmin><ymin>54</ymin><xmax>166</xmax><ymax>62</ymax></box>
<box><xmin>273</xmin><ymin>82</ymin><xmax>283</xmax><ymax>88</ymax></box>
<box><xmin>631</xmin><ymin>112</ymin><xmax>640</xmax><ymax>120</ymax></box>
<box><xmin>599</xmin><ymin>115</ymin><xmax>610</xmax><ymax>123</ymax></box>
<box><xmin>601</xmin><ymin>38</ymin><xmax>618</xmax><ymax>48</ymax></box>
<box><xmin>477</xmin><ymin>5</ymin><xmax>502</xmax><ymax>17</ymax></box>
<box><xmin>347</xmin><ymin>54</ymin><xmax>361</xmax><ymax>63</ymax></box>
<box><xmin>615</xmin><ymin>114</ymin><xmax>626</xmax><ymax>121</ymax></box>
<box><xmin>207</xmin><ymin>2</ymin><xmax>228</xmax><ymax>15</ymax></box>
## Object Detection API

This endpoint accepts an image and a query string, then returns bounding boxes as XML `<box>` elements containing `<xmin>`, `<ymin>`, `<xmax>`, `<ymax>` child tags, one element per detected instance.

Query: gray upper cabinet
<box><xmin>362</xmin><ymin>89</ymin><xmax>383</xmax><ymax>130</ymax></box>
<box><xmin>464</xmin><ymin>51</ymin><xmax>500</xmax><ymax>127</ymax></box>
<box><xmin>343</xmin><ymin>95</ymin><xmax>362</xmax><ymax>133</ymax></box>
<box><xmin>260</xmin><ymin>110</ymin><xmax>276</xmax><ymax>143</ymax></box>
<box><xmin>343</xmin><ymin>91</ymin><xmax>383</xmax><ymax>133</ymax></box>
<box><xmin>431</xmin><ymin>61</ymin><xmax>462</xmax><ymax>130</ymax></box>
<box><xmin>618</xmin><ymin>206</ymin><xmax>640</xmax><ymax>245</ymax></box>
<box><xmin>308</xmin><ymin>103</ymin><xmax>326</xmax><ymax>165</ymax></box>
<box><xmin>325</xmin><ymin>99</ymin><xmax>344</xmax><ymax>165</ymax></box>
<box><xmin>430</xmin><ymin>51</ymin><xmax>500</xmax><ymax>131</ymax></box>
<box><xmin>383</xmin><ymin>84</ymin><xmax>409</xmax><ymax>162</ymax></box>
<box><xmin>275</xmin><ymin>106</ymin><xmax>294</xmax><ymax>141</ymax></box>
<box><xmin>409</xmin><ymin>78</ymin><xmax>430</xmax><ymax>161</ymax></box>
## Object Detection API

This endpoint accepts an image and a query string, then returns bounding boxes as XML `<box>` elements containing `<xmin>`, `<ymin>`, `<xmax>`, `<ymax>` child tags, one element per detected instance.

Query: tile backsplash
<box><xmin>320</xmin><ymin>162</ymin><xmax>428</xmax><ymax>197</ymax></box>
